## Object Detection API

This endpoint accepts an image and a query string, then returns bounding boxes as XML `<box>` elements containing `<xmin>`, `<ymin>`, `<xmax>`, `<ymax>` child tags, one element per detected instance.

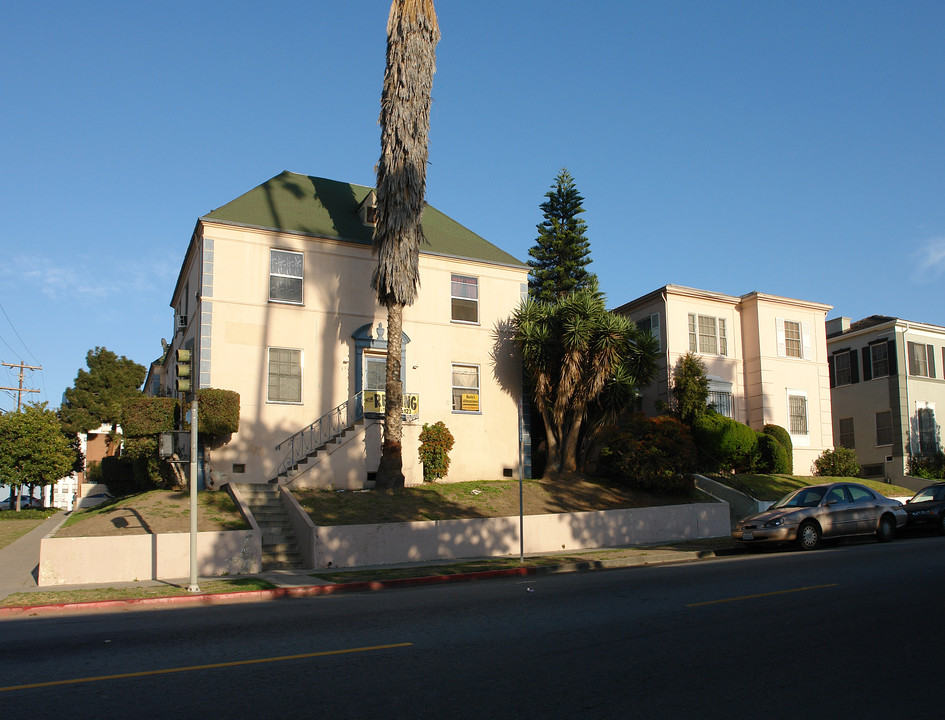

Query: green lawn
<box><xmin>0</xmin><ymin>518</ymin><xmax>46</xmax><ymax>551</ymax></box>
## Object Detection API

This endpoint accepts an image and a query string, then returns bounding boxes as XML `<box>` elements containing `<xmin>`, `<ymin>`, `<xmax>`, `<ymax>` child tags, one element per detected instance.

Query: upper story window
<box><xmin>688</xmin><ymin>314</ymin><xmax>727</xmax><ymax>356</ymax></box>
<box><xmin>908</xmin><ymin>341</ymin><xmax>936</xmax><ymax>378</ymax></box>
<box><xmin>777</xmin><ymin>318</ymin><xmax>811</xmax><ymax>360</ymax></box>
<box><xmin>270</xmin><ymin>249</ymin><xmax>303</xmax><ymax>304</ymax></box>
<box><xmin>636</xmin><ymin>313</ymin><xmax>661</xmax><ymax>352</ymax></box>
<box><xmin>834</xmin><ymin>351</ymin><xmax>852</xmax><ymax>386</ymax></box>
<box><xmin>451</xmin><ymin>275</ymin><xmax>479</xmax><ymax>324</ymax></box>
<box><xmin>869</xmin><ymin>342</ymin><xmax>889</xmax><ymax>378</ymax></box>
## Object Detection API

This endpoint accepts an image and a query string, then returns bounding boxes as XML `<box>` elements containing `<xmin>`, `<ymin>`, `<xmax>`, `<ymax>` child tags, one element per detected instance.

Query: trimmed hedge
<box><xmin>692</xmin><ymin>412</ymin><xmax>757</xmax><ymax>473</ymax></box>
<box><xmin>121</xmin><ymin>397</ymin><xmax>177</xmax><ymax>438</ymax></box>
<box><xmin>755</xmin><ymin>433</ymin><xmax>792</xmax><ymax>474</ymax></box>
<box><xmin>762</xmin><ymin>424</ymin><xmax>793</xmax><ymax>473</ymax></box>
<box><xmin>196</xmin><ymin>388</ymin><xmax>240</xmax><ymax>439</ymax></box>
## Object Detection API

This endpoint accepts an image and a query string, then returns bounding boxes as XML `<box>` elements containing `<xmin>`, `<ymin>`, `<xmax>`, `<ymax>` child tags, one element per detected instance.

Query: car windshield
<box><xmin>910</xmin><ymin>486</ymin><xmax>945</xmax><ymax>504</ymax></box>
<box><xmin>771</xmin><ymin>488</ymin><xmax>824</xmax><ymax>509</ymax></box>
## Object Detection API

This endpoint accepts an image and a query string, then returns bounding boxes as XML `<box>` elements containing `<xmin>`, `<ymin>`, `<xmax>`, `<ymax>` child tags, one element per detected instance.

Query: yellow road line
<box><xmin>0</xmin><ymin>642</ymin><xmax>413</xmax><ymax>693</ymax></box>
<box><xmin>686</xmin><ymin>583</ymin><xmax>838</xmax><ymax>607</ymax></box>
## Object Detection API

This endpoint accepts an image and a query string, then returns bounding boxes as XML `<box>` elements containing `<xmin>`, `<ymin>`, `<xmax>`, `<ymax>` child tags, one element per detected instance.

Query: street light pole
<box><xmin>188</xmin><ymin>397</ymin><xmax>200</xmax><ymax>593</ymax></box>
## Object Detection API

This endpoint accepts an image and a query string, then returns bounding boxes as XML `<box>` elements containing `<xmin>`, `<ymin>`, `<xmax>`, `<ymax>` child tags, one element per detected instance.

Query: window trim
<box><xmin>787</xmin><ymin>389</ymin><xmax>809</xmax><ymax>439</ymax></box>
<box><xmin>269</xmin><ymin>249</ymin><xmax>304</xmax><ymax>305</ymax></box>
<box><xmin>875</xmin><ymin>409</ymin><xmax>893</xmax><ymax>447</ymax></box>
<box><xmin>776</xmin><ymin>318</ymin><xmax>812</xmax><ymax>360</ymax></box>
<box><xmin>908</xmin><ymin>341</ymin><xmax>936</xmax><ymax>378</ymax></box>
<box><xmin>688</xmin><ymin>313</ymin><xmax>727</xmax><ymax>357</ymax></box>
<box><xmin>267</xmin><ymin>346</ymin><xmax>303</xmax><ymax>404</ymax></box>
<box><xmin>451</xmin><ymin>363</ymin><xmax>481</xmax><ymax>413</ymax></box>
<box><xmin>450</xmin><ymin>274</ymin><xmax>479</xmax><ymax>325</ymax></box>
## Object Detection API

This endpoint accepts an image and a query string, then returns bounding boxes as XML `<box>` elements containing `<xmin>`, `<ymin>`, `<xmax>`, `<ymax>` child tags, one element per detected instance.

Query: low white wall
<box><xmin>38</xmin><ymin>530</ymin><xmax>262</xmax><ymax>586</ymax></box>
<box><xmin>314</xmin><ymin>502</ymin><xmax>729</xmax><ymax>569</ymax></box>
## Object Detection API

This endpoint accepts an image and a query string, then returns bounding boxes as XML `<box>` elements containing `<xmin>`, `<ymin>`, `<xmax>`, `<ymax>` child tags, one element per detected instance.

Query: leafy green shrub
<box><xmin>196</xmin><ymin>388</ymin><xmax>240</xmax><ymax>439</ymax></box>
<box><xmin>755</xmin><ymin>433</ymin><xmax>792</xmax><ymax>473</ymax></box>
<box><xmin>692</xmin><ymin>412</ymin><xmax>758</xmax><ymax>473</ymax></box>
<box><xmin>909</xmin><ymin>452</ymin><xmax>945</xmax><ymax>479</ymax></box>
<box><xmin>762</xmin><ymin>424</ymin><xmax>792</xmax><ymax>473</ymax></box>
<box><xmin>418</xmin><ymin>421</ymin><xmax>455</xmax><ymax>482</ymax></box>
<box><xmin>598</xmin><ymin>414</ymin><xmax>696</xmax><ymax>494</ymax></box>
<box><xmin>813</xmin><ymin>447</ymin><xmax>861</xmax><ymax>477</ymax></box>
<box><xmin>122</xmin><ymin>397</ymin><xmax>177</xmax><ymax>438</ymax></box>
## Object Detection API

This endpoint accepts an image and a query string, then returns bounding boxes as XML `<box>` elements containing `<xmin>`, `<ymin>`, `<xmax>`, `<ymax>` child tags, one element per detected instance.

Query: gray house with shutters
<box><xmin>826</xmin><ymin>315</ymin><xmax>945</xmax><ymax>487</ymax></box>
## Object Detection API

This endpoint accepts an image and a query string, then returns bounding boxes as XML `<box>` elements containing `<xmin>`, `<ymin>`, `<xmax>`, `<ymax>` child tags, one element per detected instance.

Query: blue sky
<box><xmin>1</xmin><ymin>1</ymin><xmax>943</xmax><ymax>413</ymax></box>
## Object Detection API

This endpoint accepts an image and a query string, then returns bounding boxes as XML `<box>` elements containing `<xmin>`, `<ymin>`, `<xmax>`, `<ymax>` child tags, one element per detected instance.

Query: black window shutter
<box><xmin>862</xmin><ymin>347</ymin><xmax>872</xmax><ymax>381</ymax></box>
<box><xmin>827</xmin><ymin>355</ymin><xmax>836</xmax><ymax>388</ymax></box>
<box><xmin>850</xmin><ymin>349</ymin><xmax>859</xmax><ymax>383</ymax></box>
<box><xmin>928</xmin><ymin>345</ymin><xmax>936</xmax><ymax>379</ymax></box>
<box><xmin>888</xmin><ymin>340</ymin><xmax>898</xmax><ymax>375</ymax></box>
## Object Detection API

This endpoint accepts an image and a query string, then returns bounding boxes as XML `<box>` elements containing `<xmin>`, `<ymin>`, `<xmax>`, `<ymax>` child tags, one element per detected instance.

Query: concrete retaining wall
<box><xmin>38</xmin><ymin>529</ymin><xmax>262</xmax><ymax>586</ymax></box>
<box><xmin>314</xmin><ymin>502</ymin><xmax>729</xmax><ymax>569</ymax></box>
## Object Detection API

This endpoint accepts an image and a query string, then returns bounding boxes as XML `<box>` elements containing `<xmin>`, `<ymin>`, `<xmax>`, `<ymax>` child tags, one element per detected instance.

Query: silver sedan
<box><xmin>732</xmin><ymin>482</ymin><xmax>907</xmax><ymax>550</ymax></box>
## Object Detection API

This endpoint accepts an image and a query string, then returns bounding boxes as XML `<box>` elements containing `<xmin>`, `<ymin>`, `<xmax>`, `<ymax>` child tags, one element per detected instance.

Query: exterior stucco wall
<box><xmin>313</xmin><ymin>502</ymin><xmax>730</xmax><ymax>568</ymax></box>
<box><xmin>38</xmin><ymin>530</ymin><xmax>262</xmax><ymax>586</ymax></box>
<box><xmin>169</xmin><ymin>222</ymin><xmax>527</xmax><ymax>489</ymax></box>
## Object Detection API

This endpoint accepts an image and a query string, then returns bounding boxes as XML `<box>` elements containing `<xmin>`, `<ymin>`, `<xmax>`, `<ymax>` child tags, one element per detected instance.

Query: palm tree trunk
<box><xmin>376</xmin><ymin>303</ymin><xmax>405</xmax><ymax>489</ymax></box>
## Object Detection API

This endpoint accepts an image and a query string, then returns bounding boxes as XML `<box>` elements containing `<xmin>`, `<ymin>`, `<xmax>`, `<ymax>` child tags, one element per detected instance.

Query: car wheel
<box><xmin>876</xmin><ymin>514</ymin><xmax>896</xmax><ymax>543</ymax></box>
<box><xmin>796</xmin><ymin>521</ymin><xmax>821</xmax><ymax>550</ymax></box>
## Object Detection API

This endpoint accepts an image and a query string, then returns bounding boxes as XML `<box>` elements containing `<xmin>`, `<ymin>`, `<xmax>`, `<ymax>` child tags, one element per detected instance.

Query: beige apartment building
<box><xmin>826</xmin><ymin>315</ymin><xmax>945</xmax><ymax>486</ymax></box>
<box><xmin>148</xmin><ymin>171</ymin><xmax>530</xmax><ymax>488</ymax></box>
<box><xmin>614</xmin><ymin>285</ymin><xmax>833</xmax><ymax>474</ymax></box>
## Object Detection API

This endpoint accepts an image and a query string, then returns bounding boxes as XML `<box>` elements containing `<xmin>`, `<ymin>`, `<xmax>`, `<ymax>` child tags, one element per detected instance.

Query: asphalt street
<box><xmin>2</xmin><ymin>535</ymin><xmax>943</xmax><ymax>719</ymax></box>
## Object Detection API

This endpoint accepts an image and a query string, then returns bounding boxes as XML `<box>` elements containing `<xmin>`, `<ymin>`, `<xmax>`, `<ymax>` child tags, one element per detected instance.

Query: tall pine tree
<box><xmin>527</xmin><ymin>168</ymin><xmax>597</xmax><ymax>303</ymax></box>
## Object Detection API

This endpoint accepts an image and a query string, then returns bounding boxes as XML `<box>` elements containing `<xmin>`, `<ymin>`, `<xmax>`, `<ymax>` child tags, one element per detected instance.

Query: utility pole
<box><xmin>1</xmin><ymin>361</ymin><xmax>41</xmax><ymax>411</ymax></box>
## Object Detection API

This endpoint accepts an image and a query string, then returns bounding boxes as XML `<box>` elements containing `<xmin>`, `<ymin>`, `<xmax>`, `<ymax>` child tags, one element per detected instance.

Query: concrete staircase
<box><xmin>234</xmin><ymin>484</ymin><xmax>304</xmax><ymax>570</ymax></box>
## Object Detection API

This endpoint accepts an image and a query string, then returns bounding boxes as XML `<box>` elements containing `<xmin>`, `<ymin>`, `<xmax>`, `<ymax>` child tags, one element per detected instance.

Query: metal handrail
<box><xmin>274</xmin><ymin>392</ymin><xmax>365</xmax><ymax>479</ymax></box>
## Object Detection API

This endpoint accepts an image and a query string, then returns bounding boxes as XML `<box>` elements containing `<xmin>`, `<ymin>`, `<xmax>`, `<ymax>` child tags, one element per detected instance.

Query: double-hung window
<box><xmin>268</xmin><ymin>348</ymin><xmax>301</xmax><ymax>403</ymax></box>
<box><xmin>451</xmin><ymin>275</ymin><xmax>479</xmax><ymax>324</ymax></box>
<box><xmin>875</xmin><ymin>410</ymin><xmax>893</xmax><ymax>446</ymax></box>
<box><xmin>838</xmin><ymin>417</ymin><xmax>855</xmax><ymax>449</ymax></box>
<box><xmin>908</xmin><ymin>341</ymin><xmax>936</xmax><ymax>378</ymax></box>
<box><xmin>636</xmin><ymin>313</ymin><xmax>661</xmax><ymax>352</ymax></box>
<box><xmin>688</xmin><ymin>314</ymin><xmax>727</xmax><ymax>356</ymax></box>
<box><xmin>452</xmin><ymin>364</ymin><xmax>480</xmax><ymax>412</ymax></box>
<box><xmin>834</xmin><ymin>352</ymin><xmax>852</xmax><ymax>386</ymax></box>
<box><xmin>776</xmin><ymin>318</ymin><xmax>811</xmax><ymax>359</ymax></box>
<box><xmin>870</xmin><ymin>342</ymin><xmax>890</xmax><ymax>378</ymax></box>
<box><xmin>270</xmin><ymin>250</ymin><xmax>303</xmax><ymax>304</ymax></box>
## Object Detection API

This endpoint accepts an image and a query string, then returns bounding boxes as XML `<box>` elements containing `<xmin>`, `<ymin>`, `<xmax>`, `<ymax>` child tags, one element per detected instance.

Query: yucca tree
<box><xmin>372</xmin><ymin>0</ymin><xmax>439</xmax><ymax>490</ymax></box>
<box><xmin>514</xmin><ymin>289</ymin><xmax>658</xmax><ymax>476</ymax></box>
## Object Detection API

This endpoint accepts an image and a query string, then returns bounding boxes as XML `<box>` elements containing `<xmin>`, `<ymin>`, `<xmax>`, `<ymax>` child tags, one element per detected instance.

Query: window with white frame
<box><xmin>838</xmin><ymin>417</ymin><xmax>855</xmax><ymax>449</ymax></box>
<box><xmin>268</xmin><ymin>348</ymin><xmax>302</xmax><ymax>403</ymax></box>
<box><xmin>269</xmin><ymin>249</ymin><xmax>303</xmax><ymax>304</ymax></box>
<box><xmin>451</xmin><ymin>275</ymin><xmax>479</xmax><ymax>324</ymax></box>
<box><xmin>776</xmin><ymin>318</ymin><xmax>811</xmax><ymax>360</ymax></box>
<box><xmin>908</xmin><ymin>341</ymin><xmax>935</xmax><ymax>378</ymax></box>
<box><xmin>788</xmin><ymin>392</ymin><xmax>808</xmax><ymax>435</ymax></box>
<box><xmin>688</xmin><ymin>314</ymin><xmax>727</xmax><ymax>356</ymax></box>
<box><xmin>451</xmin><ymin>364</ymin><xmax>480</xmax><ymax>412</ymax></box>
<box><xmin>870</xmin><ymin>342</ymin><xmax>890</xmax><ymax>378</ymax></box>
<box><xmin>875</xmin><ymin>410</ymin><xmax>893</xmax><ymax>446</ymax></box>
<box><xmin>636</xmin><ymin>313</ymin><xmax>661</xmax><ymax>352</ymax></box>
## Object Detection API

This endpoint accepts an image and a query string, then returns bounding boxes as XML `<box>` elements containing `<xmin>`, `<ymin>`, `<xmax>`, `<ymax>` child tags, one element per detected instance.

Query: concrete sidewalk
<box><xmin>0</xmin><ymin>515</ymin><xmax>740</xmax><ymax>617</ymax></box>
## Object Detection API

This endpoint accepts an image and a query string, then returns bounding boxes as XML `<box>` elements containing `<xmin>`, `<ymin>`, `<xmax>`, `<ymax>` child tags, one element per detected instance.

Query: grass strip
<box><xmin>0</xmin><ymin>577</ymin><xmax>276</xmax><ymax>607</ymax></box>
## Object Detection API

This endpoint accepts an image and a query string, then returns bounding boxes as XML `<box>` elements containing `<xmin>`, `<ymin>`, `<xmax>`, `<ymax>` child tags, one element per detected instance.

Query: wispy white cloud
<box><xmin>912</xmin><ymin>236</ymin><xmax>945</xmax><ymax>282</ymax></box>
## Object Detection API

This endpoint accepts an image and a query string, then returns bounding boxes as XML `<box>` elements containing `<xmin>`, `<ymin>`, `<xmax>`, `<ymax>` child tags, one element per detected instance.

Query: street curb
<box><xmin>0</xmin><ymin>550</ymin><xmax>720</xmax><ymax>618</ymax></box>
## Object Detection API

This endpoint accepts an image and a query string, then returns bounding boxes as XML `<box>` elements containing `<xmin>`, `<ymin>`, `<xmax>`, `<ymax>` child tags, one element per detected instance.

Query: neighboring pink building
<box><xmin>614</xmin><ymin>285</ymin><xmax>834</xmax><ymax>474</ymax></box>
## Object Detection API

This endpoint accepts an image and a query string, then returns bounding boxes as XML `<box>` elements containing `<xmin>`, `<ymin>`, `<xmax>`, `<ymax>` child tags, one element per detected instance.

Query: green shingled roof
<box><xmin>203</xmin><ymin>171</ymin><xmax>525</xmax><ymax>267</ymax></box>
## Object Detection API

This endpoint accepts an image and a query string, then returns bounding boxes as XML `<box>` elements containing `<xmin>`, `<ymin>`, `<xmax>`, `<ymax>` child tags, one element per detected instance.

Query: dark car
<box><xmin>903</xmin><ymin>483</ymin><xmax>945</xmax><ymax>534</ymax></box>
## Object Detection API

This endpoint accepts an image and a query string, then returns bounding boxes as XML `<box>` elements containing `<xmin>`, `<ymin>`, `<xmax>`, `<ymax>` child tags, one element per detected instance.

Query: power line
<box><xmin>0</xmin><ymin>301</ymin><xmax>39</xmax><ymax>364</ymax></box>
<box><xmin>0</xmin><ymin>361</ymin><xmax>41</xmax><ymax>411</ymax></box>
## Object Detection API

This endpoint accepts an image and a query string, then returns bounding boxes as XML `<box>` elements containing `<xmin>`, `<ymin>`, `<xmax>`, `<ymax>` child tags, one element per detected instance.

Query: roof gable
<box><xmin>203</xmin><ymin>171</ymin><xmax>525</xmax><ymax>267</ymax></box>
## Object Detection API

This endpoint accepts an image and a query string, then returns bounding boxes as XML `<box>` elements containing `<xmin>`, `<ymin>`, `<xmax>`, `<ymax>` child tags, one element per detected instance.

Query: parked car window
<box><xmin>826</xmin><ymin>487</ymin><xmax>850</xmax><ymax>505</ymax></box>
<box><xmin>847</xmin><ymin>485</ymin><xmax>876</xmax><ymax>502</ymax></box>
<box><xmin>773</xmin><ymin>488</ymin><xmax>823</xmax><ymax>509</ymax></box>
